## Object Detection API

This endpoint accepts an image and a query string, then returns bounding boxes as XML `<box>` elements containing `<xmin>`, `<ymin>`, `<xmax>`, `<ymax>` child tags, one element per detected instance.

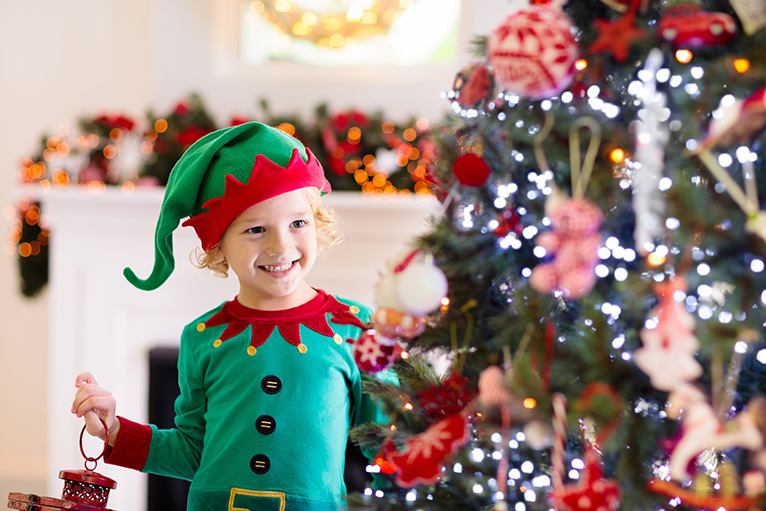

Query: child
<box><xmin>71</xmin><ymin>122</ymin><xmax>392</xmax><ymax>511</ymax></box>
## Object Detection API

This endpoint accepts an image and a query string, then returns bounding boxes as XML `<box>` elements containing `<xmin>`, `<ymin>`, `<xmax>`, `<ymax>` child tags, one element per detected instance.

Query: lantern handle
<box><xmin>79</xmin><ymin>417</ymin><xmax>109</xmax><ymax>471</ymax></box>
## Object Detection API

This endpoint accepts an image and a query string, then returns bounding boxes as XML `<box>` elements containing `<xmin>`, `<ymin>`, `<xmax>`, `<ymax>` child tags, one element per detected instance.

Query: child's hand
<box><xmin>72</xmin><ymin>372</ymin><xmax>120</xmax><ymax>446</ymax></box>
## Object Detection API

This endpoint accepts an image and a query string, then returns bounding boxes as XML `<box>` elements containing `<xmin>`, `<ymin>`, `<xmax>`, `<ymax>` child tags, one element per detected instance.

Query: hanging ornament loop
<box><xmin>569</xmin><ymin>117</ymin><xmax>603</xmax><ymax>198</ymax></box>
<box><xmin>79</xmin><ymin>418</ymin><xmax>109</xmax><ymax>471</ymax></box>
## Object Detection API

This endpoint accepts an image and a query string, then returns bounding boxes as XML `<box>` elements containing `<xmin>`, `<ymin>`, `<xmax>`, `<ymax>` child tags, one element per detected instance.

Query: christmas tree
<box><xmin>348</xmin><ymin>1</ymin><xmax>766</xmax><ymax>510</ymax></box>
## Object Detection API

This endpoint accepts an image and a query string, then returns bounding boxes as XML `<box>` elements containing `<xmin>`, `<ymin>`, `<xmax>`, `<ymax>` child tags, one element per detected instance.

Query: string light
<box><xmin>675</xmin><ymin>49</ymin><xmax>693</xmax><ymax>64</ymax></box>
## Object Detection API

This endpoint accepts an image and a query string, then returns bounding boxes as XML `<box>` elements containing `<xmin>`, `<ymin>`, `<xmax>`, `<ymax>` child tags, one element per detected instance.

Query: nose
<box><xmin>264</xmin><ymin>229</ymin><xmax>293</xmax><ymax>257</ymax></box>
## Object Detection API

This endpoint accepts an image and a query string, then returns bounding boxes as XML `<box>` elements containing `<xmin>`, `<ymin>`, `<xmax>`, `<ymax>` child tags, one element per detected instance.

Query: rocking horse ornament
<box><xmin>7</xmin><ymin>419</ymin><xmax>118</xmax><ymax>511</ymax></box>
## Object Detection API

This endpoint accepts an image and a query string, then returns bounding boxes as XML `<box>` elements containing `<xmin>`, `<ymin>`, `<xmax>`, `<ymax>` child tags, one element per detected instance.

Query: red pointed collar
<box><xmin>201</xmin><ymin>290</ymin><xmax>367</xmax><ymax>353</ymax></box>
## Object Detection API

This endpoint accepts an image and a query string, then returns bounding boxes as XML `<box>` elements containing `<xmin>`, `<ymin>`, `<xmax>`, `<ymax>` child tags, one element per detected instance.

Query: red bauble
<box><xmin>658</xmin><ymin>4</ymin><xmax>737</xmax><ymax>47</ymax></box>
<box><xmin>353</xmin><ymin>330</ymin><xmax>399</xmax><ymax>374</ymax></box>
<box><xmin>453</xmin><ymin>153</ymin><xmax>491</xmax><ymax>187</ymax></box>
<box><xmin>487</xmin><ymin>5</ymin><xmax>578</xmax><ymax>99</ymax></box>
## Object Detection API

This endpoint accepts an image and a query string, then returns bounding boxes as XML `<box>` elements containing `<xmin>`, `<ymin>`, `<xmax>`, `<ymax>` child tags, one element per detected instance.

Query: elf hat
<box><xmin>124</xmin><ymin>121</ymin><xmax>331</xmax><ymax>291</ymax></box>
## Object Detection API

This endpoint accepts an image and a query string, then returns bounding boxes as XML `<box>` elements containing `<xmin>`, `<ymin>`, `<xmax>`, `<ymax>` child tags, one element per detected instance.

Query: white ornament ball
<box><xmin>396</xmin><ymin>262</ymin><xmax>449</xmax><ymax>317</ymax></box>
<box><xmin>487</xmin><ymin>6</ymin><xmax>578</xmax><ymax>99</ymax></box>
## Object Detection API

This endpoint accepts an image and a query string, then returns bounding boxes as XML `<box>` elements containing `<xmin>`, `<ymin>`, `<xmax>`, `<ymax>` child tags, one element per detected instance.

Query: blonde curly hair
<box><xmin>192</xmin><ymin>187</ymin><xmax>342</xmax><ymax>278</ymax></box>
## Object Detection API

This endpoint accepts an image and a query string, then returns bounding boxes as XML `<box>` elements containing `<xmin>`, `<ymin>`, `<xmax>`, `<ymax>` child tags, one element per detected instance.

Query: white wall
<box><xmin>0</xmin><ymin>0</ymin><xmax>523</xmax><ymax>504</ymax></box>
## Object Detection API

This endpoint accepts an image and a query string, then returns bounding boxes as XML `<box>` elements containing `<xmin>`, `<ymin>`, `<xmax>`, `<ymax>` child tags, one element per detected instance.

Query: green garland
<box><xmin>12</xmin><ymin>93</ymin><xmax>437</xmax><ymax>297</ymax></box>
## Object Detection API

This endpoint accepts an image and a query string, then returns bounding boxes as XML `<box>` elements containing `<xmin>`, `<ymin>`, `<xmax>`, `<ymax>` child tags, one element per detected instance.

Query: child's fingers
<box><xmin>75</xmin><ymin>372</ymin><xmax>98</xmax><ymax>387</ymax></box>
<box><xmin>83</xmin><ymin>410</ymin><xmax>107</xmax><ymax>439</ymax></box>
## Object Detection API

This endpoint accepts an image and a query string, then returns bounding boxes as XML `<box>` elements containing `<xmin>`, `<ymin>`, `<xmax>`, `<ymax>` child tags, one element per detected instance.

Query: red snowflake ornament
<box><xmin>353</xmin><ymin>330</ymin><xmax>400</xmax><ymax>374</ymax></box>
<box><xmin>390</xmin><ymin>414</ymin><xmax>469</xmax><ymax>487</ymax></box>
<box><xmin>550</xmin><ymin>448</ymin><xmax>621</xmax><ymax>511</ymax></box>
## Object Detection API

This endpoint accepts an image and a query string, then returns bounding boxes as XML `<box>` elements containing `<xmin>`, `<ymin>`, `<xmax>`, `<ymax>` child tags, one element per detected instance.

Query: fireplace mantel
<box><xmin>36</xmin><ymin>186</ymin><xmax>438</xmax><ymax>510</ymax></box>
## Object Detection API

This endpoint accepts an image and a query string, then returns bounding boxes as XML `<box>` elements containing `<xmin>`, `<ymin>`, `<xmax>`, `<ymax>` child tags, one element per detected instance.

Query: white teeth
<box><xmin>262</xmin><ymin>262</ymin><xmax>294</xmax><ymax>272</ymax></box>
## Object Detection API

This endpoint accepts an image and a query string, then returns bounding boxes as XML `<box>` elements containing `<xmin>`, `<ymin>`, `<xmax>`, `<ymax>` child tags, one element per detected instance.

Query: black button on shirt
<box><xmin>255</xmin><ymin>415</ymin><xmax>276</xmax><ymax>435</ymax></box>
<box><xmin>261</xmin><ymin>375</ymin><xmax>282</xmax><ymax>395</ymax></box>
<box><xmin>250</xmin><ymin>454</ymin><xmax>270</xmax><ymax>474</ymax></box>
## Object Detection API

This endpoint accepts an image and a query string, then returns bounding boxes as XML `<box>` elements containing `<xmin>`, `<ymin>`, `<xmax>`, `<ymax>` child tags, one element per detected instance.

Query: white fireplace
<box><xmin>35</xmin><ymin>185</ymin><xmax>438</xmax><ymax>510</ymax></box>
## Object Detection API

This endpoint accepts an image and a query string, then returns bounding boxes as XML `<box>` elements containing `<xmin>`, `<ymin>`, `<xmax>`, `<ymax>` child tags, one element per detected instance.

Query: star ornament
<box><xmin>550</xmin><ymin>451</ymin><xmax>621</xmax><ymax>511</ymax></box>
<box><xmin>588</xmin><ymin>11</ymin><xmax>647</xmax><ymax>63</ymax></box>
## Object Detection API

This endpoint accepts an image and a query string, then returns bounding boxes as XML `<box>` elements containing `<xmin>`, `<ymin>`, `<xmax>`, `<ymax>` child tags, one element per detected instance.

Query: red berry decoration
<box><xmin>487</xmin><ymin>5</ymin><xmax>578</xmax><ymax>99</ymax></box>
<box><xmin>453</xmin><ymin>153</ymin><xmax>491</xmax><ymax>187</ymax></box>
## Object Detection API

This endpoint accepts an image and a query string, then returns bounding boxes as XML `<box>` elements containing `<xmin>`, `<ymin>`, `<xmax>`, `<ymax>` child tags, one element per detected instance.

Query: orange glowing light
<box><xmin>154</xmin><ymin>119</ymin><xmax>168</xmax><ymax>133</ymax></box>
<box><xmin>103</xmin><ymin>145</ymin><xmax>117</xmax><ymax>159</ymax></box>
<box><xmin>390</xmin><ymin>424</ymin><xmax>397</xmax><ymax>431</ymax></box>
<box><xmin>647</xmin><ymin>251</ymin><xmax>666</xmax><ymax>266</ymax></box>
<box><xmin>403</xmin><ymin>403</ymin><xmax>413</xmax><ymax>411</ymax></box>
<box><xmin>610</xmin><ymin>148</ymin><xmax>626</xmax><ymax>163</ymax></box>
<box><xmin>122</xmin><ymin>182</ymin><xmax>136</xmax><ymax>194</ymax></box>
<box><xmin>523</xmin><ymin>398</ymin><xmax>537</xmax><ymax>409</ymax></box>
<box><xmin>400</xmin><ymin>350</ymin><xmax>410</xmax><ymax>359</ymax></box>
<box><xmin>374</xmin><ymin>457</ymin><xmax>398</xmax><ymax>475</ymax></box>
<box><xmin>18</xmin><ymin>243</ymin><xmax>32</xmax><ymax>258</ymax></box>
<box><xmin>675</xmin><ymin>49</ymin><xmax>693</xmax><ymax>64</ymax></box>
<box><xmin>734</xmin><ymin>59</ymin><xmax>750</xmax><ymax>73</ymax></box>
<box><xmin>575</xmin><ymin>59</ymin><xmax>588</xmax><ymax>71</ymax></box>
<box><xmin>381</xmin><ymin>121</ymin><xmax>395</xmax><ymax>134</ymax></box>
<box><xmin>416</xmin><ymin>117</ymin><xmax>430</xmax><ymax>131</ymax></box>
<box><xmin>277</xmin><ymin>122</ymin><xmax>296</xmax><ymax>136</ymax></box>
<box><xmin>403</xmin><ymin>128</ymin><xmax>417</xmax><ymax>142</ymax></box>
<box><xmin>110</xmin><ymin>128</ymin><xmax>123</xmax><ymax>141</ymax></box>
<box><xmin>347</xmin><ymin>126</ymin><xmax>362</xmax><ymax>142</ymax></box>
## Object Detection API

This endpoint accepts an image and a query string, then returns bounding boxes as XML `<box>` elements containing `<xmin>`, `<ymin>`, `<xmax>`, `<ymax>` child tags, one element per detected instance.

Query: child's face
<box><xmin>218</xmin><ymin>188</ymin><xmax>318</xmax><ymax>310</ymax></box>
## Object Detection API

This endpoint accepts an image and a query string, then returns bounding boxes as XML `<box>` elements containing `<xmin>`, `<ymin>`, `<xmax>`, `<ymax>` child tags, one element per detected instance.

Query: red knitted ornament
<box><xmin>487</xmin><ymin>5</ymin><xmax>578</xmax><ymax>99</ymax></box>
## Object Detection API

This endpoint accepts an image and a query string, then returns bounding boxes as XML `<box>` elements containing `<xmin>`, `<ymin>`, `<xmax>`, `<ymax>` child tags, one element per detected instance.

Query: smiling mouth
<box><xmin>260</xmin><ymin>261</ymin><xmax>295</xmax><ymax>273</ymax></box>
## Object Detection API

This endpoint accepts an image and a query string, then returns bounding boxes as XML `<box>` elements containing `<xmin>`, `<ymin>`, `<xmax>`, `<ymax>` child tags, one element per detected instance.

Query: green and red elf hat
<box><xmin>124</xmin><ymin>121</ymin><xmax>331</xmax><ymax>291</ymax></box>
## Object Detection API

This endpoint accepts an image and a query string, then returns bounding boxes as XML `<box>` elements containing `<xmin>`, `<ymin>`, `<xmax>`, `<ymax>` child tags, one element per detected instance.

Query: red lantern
<box><xmin>8</xmin><ymin>420</ymin><xmax>117</xmax><ymax>510</ymax></box>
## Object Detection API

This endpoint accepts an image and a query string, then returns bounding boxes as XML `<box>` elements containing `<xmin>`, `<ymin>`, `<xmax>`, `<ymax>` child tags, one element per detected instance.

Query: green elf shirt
<box><xmin>106</xmin><ymin>289</ymin><xmax>393</xmax><ymax>511</ymax></box>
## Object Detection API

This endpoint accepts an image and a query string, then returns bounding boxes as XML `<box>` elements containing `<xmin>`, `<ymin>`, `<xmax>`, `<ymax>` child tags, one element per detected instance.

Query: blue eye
<box><xmin>246</xmin><ymin>226</ymin><xmax>264</xmax><ymax>234</ymax></box>
<box><xmin>291</xmin><ymin>220</ymin><xmax>307</xmax><ymax>228</ymax></box>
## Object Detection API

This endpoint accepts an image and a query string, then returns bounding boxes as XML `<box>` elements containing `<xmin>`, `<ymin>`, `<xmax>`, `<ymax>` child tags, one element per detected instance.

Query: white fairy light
<box><xmin>751</xmin><ymin>258</ymin><xmax>765</xmax><ymax>273</ymax></box>
<box><xmin>718</xmin><ymin>153</ymin><xmax>733</xmax><ymax>167</ymax></box>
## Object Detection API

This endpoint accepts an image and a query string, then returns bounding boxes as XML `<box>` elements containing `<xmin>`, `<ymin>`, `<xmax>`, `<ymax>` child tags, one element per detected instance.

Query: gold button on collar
<box><xmin>297</xmin><ymin>343</ymin><xmax>307</xmax><ymax>354</ymax></box>
<box><xmin>350</xmin><ymin>306</ymin><xmax>360</xmax><ymax>314</ymax></box>
<box><xmin>247</xmin><ymin>346</ymin><xmax>257</xmax><ymax>356</ymax></box>
<box><xmin>213</xmin><ymin>339</ymin><xmax>222</xmax><ymax>348</ymax></box>
<box><xmin>333</xmin><ymin>334</ymin><xmax>343</xmax><ymax>345</ymax></box>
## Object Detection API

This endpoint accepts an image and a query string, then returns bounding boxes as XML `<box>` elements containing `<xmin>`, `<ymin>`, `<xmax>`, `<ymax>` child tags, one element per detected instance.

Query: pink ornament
<box><xmin>529</xmin><ymin>198</ymin><xmax>603</xmax><ymax>299</ymax></box>
<box><xmin>633</xmin><ymin>277</ymin><xmax>703</xmax><ymax>391</ymax></box>
<box><xmin>487</xmin><ymin>5</ymin><xmax>578</xmax><ymax>99</ymax></box>
<box><xmin>353</xmin><ymin>330</ymin><xmax>399</xmax><ymax>374</ymax></box>
<box><xmin>477</xmin><ymin>366</ymin><xmax>514</xmax><ymax>408</ymax></box>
